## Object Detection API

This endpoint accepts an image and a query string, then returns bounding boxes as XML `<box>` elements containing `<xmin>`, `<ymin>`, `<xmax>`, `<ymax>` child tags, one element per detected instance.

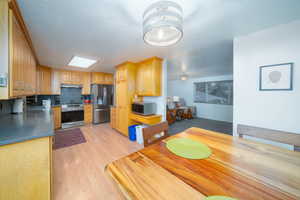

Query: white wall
<box><xmin>168</xmin><ymin>75</ymin><xmax>233</xmax><ymax>122</ymax></box>
<box><xmin>144</xmin><ymin>59</ymin><xmax>167</xmax><ymax>120</ymax></box>
<box><xmin>233</xmin><ymin>20</ymin><xmax>300</xmax><ymax>149</ymax></box>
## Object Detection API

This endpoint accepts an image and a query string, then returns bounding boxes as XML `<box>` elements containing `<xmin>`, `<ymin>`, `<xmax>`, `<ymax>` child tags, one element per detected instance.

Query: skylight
<box><xmin>68</xmin><ymin>56</ymin><xmax>97</xmax><ymax>68</ymax></box>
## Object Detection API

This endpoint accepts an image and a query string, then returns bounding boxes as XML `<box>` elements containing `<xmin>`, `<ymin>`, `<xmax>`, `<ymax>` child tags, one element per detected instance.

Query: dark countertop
<box><xmin>0</xmin><ymin>107</ymin><xmax>54</xmax><ymax>146</ymax></box>
<box><xmin>51</xmin><ymin>105</ymin><xmax>61</xmax><ymax>107</ymax></box>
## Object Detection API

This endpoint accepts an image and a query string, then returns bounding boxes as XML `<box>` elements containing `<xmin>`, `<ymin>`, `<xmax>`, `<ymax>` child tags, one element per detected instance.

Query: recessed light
<box><xmin>180</xmin><ymin>74</ymin><xmax>188</xmax><ymax>81</ymax></box>
<box><xmin>68</xmin><ymin>56</ymin><xmax>97</xmax><ymax>68</ymax></box>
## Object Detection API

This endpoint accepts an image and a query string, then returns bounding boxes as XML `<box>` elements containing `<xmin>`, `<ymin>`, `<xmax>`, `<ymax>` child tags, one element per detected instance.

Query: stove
<box><xmin>61</xmin><ymin>104</ymin><xmax>84</xmax><ymax>129</ymax></box>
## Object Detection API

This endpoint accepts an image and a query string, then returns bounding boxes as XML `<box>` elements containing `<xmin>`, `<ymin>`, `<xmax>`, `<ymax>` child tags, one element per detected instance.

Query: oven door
<box><xmin>61</xmin><ymin>110</ymin><xmax>84</xmax><ymax>123</ymax></box>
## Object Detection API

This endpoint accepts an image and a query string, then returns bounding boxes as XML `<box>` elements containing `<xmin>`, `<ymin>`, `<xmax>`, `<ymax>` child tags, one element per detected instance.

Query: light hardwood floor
<box><xmin>53</xmin><ymin>123</ymin><xmax>142</xmax><ymax>200</ymax></box>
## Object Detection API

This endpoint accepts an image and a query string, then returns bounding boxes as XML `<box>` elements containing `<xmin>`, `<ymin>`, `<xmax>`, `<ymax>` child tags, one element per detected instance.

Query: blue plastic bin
<box><xmin>128</xmin><ymin>125</ymin><xmax>138</xmax><ymax>141</ymax></box>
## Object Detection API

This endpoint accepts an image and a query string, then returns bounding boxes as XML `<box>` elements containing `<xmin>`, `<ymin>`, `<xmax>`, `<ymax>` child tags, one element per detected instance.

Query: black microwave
<box><xmin>132</xmin><ymin>102</ymin><xmax>156</xmax><ymax>116</ymax></box>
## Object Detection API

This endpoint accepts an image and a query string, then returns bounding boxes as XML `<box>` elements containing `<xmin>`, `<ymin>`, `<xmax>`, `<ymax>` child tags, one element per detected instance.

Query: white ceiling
<box><xmin>18</xmin><ymin>0</ymin><xmax>300</xmax><ymax>79</ymax></box>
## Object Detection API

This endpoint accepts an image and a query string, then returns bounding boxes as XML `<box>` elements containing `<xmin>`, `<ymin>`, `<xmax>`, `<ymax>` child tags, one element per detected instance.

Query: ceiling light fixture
<box><xmin>143</xmin><ymin>1</ymin><xmax>183</xmax><ymax>46</ymax></box>
<box><xmin>68</xmin><ymin>56</ymin><xmax>97</xmax><ymax>68</ymax></box>
<box><xmin>180</xmin><ymin>74</ymin><xmax>188</xmax><ymax>81</ymax></box>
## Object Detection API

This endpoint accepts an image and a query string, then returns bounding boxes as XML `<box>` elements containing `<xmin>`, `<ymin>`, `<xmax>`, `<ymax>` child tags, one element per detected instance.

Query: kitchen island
<box><xmin>0</xmin><ymin>107</ymin><xmax>54</xmax><ymax>200</ymax></box>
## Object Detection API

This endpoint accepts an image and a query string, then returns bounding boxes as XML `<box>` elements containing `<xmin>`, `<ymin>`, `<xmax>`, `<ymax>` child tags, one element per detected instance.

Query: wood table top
<box><xmin>105</xmin><ymin>127</ymin><xmax>300</xmax><ymax>200</ymax></box>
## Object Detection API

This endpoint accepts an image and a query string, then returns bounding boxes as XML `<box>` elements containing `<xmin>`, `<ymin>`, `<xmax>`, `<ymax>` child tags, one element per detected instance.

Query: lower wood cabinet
<box><xmin>115</xmin><ymin>106</ymin><xmax>131</xmax><ymax>136</ymax></box>
<box><xmin>0</xmin><ymin>137</ymin><xmax>52</xmax><ymax>200</ymax></box>
<box><xmin>110</xmin><ymin>107</ymin><xmax>116</xmax><ymax>129</ymax></box>
<box><xmin>84</xmin><ymin>104</ymin><xmax>93</xmax><ymax>124</ymax></box>
<box><xmin>52</xmin><ymin>106</ymin><xmax>61</xmax><ymax>129</ymax></box>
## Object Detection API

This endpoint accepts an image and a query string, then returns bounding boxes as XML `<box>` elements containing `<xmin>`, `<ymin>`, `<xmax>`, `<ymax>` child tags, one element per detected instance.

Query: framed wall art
<box><xmin>259</xmin><ymin>63</ymin><xmax>293</xmax><ymax>91</ymax></box>
<box><xmin>194</xmin><ymin>80</ymin><xmax>233</xmax><ymax>105</ymax></box>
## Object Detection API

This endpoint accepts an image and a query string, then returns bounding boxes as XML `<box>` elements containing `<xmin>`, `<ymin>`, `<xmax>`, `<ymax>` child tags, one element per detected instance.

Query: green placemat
<box><xmin>166</xmin><ymin>138</ymin><xmax>212</xmax><ymax>159</ymax></box>
<box><xmin>204</xmin><ymin>196</ymin><xmax>238</xmax><ymax>200</ymax></box>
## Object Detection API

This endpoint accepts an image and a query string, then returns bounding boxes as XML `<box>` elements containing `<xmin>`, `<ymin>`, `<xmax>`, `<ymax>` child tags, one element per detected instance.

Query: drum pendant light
<box><xmin>143</xmin><ymin>1</ymin><xmax>183</xmax><ymax>46</ymax></box>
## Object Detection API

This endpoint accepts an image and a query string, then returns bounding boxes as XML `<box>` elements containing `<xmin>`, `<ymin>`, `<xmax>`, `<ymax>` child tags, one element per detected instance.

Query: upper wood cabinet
<box><xmin>50</xmin><ymin>70</ymin><xmax>92</xmax><ymax>95</ymax></box>
<box><xmin>51</xmin><ymin>69</ymin><xmax>61</xmax><ymax>95</ymax></box>
<box><xmin>37</xmin><ymin>66</ymin><xmax>52</xmax><ymax>95</ymax></box>
<box><xmin>92</xmin><ymin>72</ymin><xmax>113</xmax><ymax>85</ymax></box>
<box><xmin>9</xmin><ymin>9</ymin><xmax>37</xmax><ymax>97</ymax></box>
<box><xmin>115</xmin><ymin>65</ymin><xmax>127</xmax><ymax>83</ymax></box>
<box><xmin>114</xmin><ymin>62</ymin><xmax>137</xmax><ymax>136</ymax></box>
<box><xmin>60</xmin><ymin>70</ymin><xmax>83</xmax><ymax>85</ymax></box>
<box><xmin>136</xmin><ymin>57</ymin><xmax>162</xmax><ymax>96</ymax></box>
<box><xmin>104</xmin><ymin>73</ymin><xmax>114</xmax><ymax>84</ymax></box>
<box><xmin>82</xmin><ymin>72</ymin><xmax>91</xmax><ymax>95</ymax></box>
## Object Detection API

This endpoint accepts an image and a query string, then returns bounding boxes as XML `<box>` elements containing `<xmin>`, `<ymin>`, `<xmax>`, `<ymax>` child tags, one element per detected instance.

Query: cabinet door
<box><xmin>84</xmin><ymin>104</ymin><xmax>92</xmax><ymax>124</ymax></box>
<box><xmin>136</xmin><ymin>58</ymin><xmax>161</xmax><ymax>96</ymax></box>
<box><xmin>0</xmin><ymin>137</ymin><xmax>52</xmax><ymax>200</ymax></box>
<box><xmin>51</xmin><ymin>69</ymin><xmax>61</xmax><ymax>94</ymax></box>
<box><xmin>52</xmin><ymin>106</ymin><xmax>61</xmax><ymax>129</ymax></box>
<box><xmin>10</xmin><ymin>11</ymin><xmax>24</xmax><ymax>97</ymax></box>
<box><xmin>116</xmin><ymin>106</ymin><xmax>128</xmax><ymax>136</ymax></box>
<box><xmin>71</xmin><ymin>71</ymin><xmax>82</xmax><ymax>84</ymax></box>
<box><xmin>116</xmin><ymin>81</ymin><xmax>127</xmax><ymax>107</ymax></box>
<box><xmin>116</xmin><ymin>65</ymin><xmax>126</xmax><ymax>83</ymax></box>
<box><xmin>60</xmin><ymin>71</ymin><xmax>71</xmax><ymax>84</ymax></box>
<box><xmin>43</xmin><ymin>67</ymin><xmax>51</xmax><ymax>94</ymax></box>
<box><xmin>110</xmin><ymin>107</ymin><xmax>116</xmax><ymax>129</ymax></box>
<box><xmin>104</xmin><ymin>73</ymin><xmax>113</xmax><ymax>84</ymax></box>
<box><xmin>38</xmin><ymin>66</ymin><xmax>52</xmax><ymax>95</ymax></box>
<box><xmin>82</xmin><ymin>72</ymin><xmax>91</xmax><ymax>94</ymax></box>
<box><xmin>91</xmin><ymin>72</ymin><xmax>103</xmax><ymax>84</ymax></box>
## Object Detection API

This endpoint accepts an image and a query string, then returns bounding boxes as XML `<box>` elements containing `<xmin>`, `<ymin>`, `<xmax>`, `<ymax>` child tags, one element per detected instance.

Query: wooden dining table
<box><xmin>105</xmin><ymin>127</ymin><xmax>300</xmax><ymax>200</ymax></box>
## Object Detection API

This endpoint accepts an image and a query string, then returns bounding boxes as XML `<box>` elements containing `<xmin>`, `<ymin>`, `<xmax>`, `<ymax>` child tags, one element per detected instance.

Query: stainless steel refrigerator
<box><xmin>91</xmin><ymin>84</ymin><xmax>114</xmax><ymax>124</ymax></box>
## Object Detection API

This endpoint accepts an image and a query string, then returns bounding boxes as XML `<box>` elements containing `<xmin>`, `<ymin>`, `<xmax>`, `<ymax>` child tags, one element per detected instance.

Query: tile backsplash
<box><xmin>0</xmin><ymin>99</ymin><xmax>13</xmax><ymax>114</ymax></box>
<box><xmin>61</xmin><ymin>87</ymin><xmax>82</xmax><ymax>104</ymax></box>
<box><xmin>26</xmin><ymin>95</ymin><xmax>60</xmax><ymax>106</ymax></box>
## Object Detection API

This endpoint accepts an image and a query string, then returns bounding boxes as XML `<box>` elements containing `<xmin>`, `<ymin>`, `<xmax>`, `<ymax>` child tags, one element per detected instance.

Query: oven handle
<box><xmin>95</xmin><ymin>108</ymin><xmax>108</xmax><ymax>112</ymax></box>
<box><xmin>62</xmin><ymin>109</ymin><xmax>84</xmax><ymax>112</ymax></box>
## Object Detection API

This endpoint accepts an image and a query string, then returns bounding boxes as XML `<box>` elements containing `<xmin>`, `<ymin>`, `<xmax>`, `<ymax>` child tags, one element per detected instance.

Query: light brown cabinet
<box><xmin>110</xmin><ymin>107</ymin><xmax>116</xmax><ymax>129</ymax></box>
<box><xmin>52</xmin><ymin>70</ymin><xmax>92</xmax><ymax>95</ymax></box>
<box><xmin>84</xmin><ymin>104</ymin><xmax>93</xmax><ymax>124</ymax></box>
<box><xmin>52</xmin><ymin>106</ymin><xmax>61</xmax><ymax>130</ymax></box>
<box><xmin>114</xmin><ymin>62</ymin><xmax>137</xmax><ymax>136</ymax></box>
<box><xmin>115</xmin><ymin>64</ymin><xmax>127</xmax><ymax>83</ymax></box>
<box><xmin>37</xmin><ymin>66</ymin><xmax>52</xmax><ymax>95</ymax></box>
<box><xmin>92</xmin><ymin>72</ymin><xmax>113</xmax><ymax>85</ymax></box>
<box><xmin>9</xmin><ymin>9</ymin><xmax>36</xmax><ymax>97</ymax></box>
<box><xmin>104</xmin><ymin>73</ymin><xmax>114</xmax><ymax>84</ymax></box>
<box><xmin>59</xmin><ymin>70</ymin><xmax>71</xmax><ymax>84</ymax></box>
<box><xmin>60</xmin><ymin>70</ymin><xmax>83</xmax><ymax>85</ymax></box>
<box><xmin>136</xmin><ymin>57</ymin><xmax>162</xmax><ymax>96</ymax></box>
<box><xmin>82</xmin><ymin>72</ymin><xmax>91</xmax><ymax>95</ymax></box>
<box><xmin>51</xmin><ymin>69</ymin><xmax>61</xmax><ymax>95</ymax></box>
<box><xmin>0</xmin><ymin>136</ymin><xmax>52</xmax><ymax>200</ymax></box>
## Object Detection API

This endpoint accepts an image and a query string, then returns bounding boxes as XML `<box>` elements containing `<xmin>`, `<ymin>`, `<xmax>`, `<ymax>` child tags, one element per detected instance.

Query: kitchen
<box><xmin>1</xmin><ymin>0</ymin><xmax>300</xmax><ymax>200</ymax></box>
<box><xmin>0</xmin><ymin>2</ymin><xmax>164</xmax><ymax>199</ymax></box>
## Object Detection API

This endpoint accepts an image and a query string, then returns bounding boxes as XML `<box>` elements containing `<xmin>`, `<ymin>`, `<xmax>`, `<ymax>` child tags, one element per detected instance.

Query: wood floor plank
<box><xmin>53</xmin><ymin>124</ymin><xmax>142</xmax><ymax>200</ymax></box>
